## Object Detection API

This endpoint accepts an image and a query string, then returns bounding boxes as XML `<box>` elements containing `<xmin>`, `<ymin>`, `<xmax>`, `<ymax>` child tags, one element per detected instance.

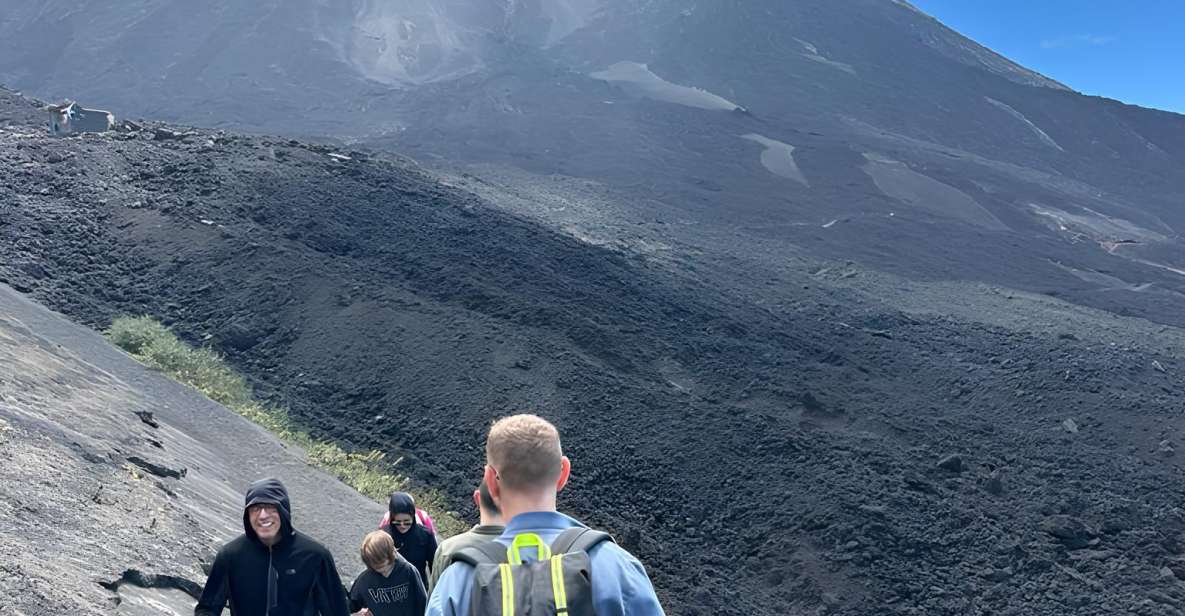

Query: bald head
<box><xmin>486</xmin><ymin>414</ymin><xmax>564</xmax><ymax>492</ymax></box>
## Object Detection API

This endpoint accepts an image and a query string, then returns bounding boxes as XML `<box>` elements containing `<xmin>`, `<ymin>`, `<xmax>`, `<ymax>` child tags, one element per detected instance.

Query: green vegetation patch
<box><xmin>106</xmin><ymin>315</ymin><xmax>464</xmax><ymax>536</ymax></box>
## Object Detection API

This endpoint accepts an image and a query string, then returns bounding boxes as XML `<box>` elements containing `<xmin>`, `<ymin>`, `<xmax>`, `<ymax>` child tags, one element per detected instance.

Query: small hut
<box><xmin>46</xmin><ymin>101</ymin><xmax>114</xmax><ymax>136</ymax></box>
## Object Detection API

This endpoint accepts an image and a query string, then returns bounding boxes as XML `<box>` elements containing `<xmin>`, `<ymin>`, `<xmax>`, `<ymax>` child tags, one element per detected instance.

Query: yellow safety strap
<box><xmin>550</xmin><ymin>555</ymin><xmax>569</xmax><ymax>615</ymax></box>
<box><xmin>507</xmin><ymin>533</ymin><xmax>552</xmax><ymax>565</ymax></box>
<box><xmin>500</xmin><ymin>563</ymin><xmax>515</xmax><ymax>616</ymax></box>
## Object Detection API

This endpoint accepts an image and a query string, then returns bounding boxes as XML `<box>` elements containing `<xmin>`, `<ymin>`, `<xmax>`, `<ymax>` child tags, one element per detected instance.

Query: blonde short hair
<box><xmin>487</xmin><ymin>414</ymin><xmax>563</xmax><ymax>491</ymax></box>
<box><xmin>361</xmin><ymin>530</ymin><xmax>396</xmax><ymax>571</ymax></box>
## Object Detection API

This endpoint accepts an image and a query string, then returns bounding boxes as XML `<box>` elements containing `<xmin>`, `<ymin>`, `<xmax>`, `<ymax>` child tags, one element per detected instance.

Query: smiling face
<box><xmin>248</xmin><ymin>504</ymin><xmax>282</xmax><ymax>545</ymax></box>
<box><xmin>390</xmin><ymin>512</ymin><xmax>414</xmax><ymax>534</ymax></box>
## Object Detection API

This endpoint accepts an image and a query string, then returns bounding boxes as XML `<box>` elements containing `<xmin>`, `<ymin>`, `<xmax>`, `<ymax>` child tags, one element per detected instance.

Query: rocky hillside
<box><xmin>384</xmin><ymin>0</ymin><xmax>1185</xmax><ymax>335</ymax></box>
<box><xmin>0</xmin><ymin>0</ymin><xmax>607</xmax><ymax>134</ymax></box>
<box><xmin>5</xmin><ymin>87</ymin><xmax>1185</xmax><ymax>615</ymax></box>
<box><xmin>0</xmin><ymin>280</ymin><xmax>383</xmax><ymax>614</ymax></box>
<box><xmin>7</xmin><ymin>0</ymin><xmax>1185</xmax><ymax>324</ymax></box>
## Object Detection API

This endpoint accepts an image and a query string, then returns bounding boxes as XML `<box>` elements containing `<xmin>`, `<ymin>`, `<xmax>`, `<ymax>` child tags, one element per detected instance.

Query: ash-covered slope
<box><xmin>7</xmin><ymin>0</ymin><xmax>1185</xmax><ymax>328</ymax></box>
<box><xmin>386</xmin><ymin>0</ymin><xmax>1185</xmax><ymax>330</ymax></box>
<box><xmin>0</xmin><ymin>0</ymin><xmax>1084</xmax><ymax>138</ymax></box>
<box><xmin>0</xmin><ymin>0</ymin><xmax>605</xmax><ymax>133</ymax></box>
<box><xmin>0</xmin><ymin>281</ymin><xmax>384</xmax><ymax>614</ymax></box>
<box><xmin>5</xmin><ymin>88</ymin><xmax>1185</xmax><ymax>615</ymax></box>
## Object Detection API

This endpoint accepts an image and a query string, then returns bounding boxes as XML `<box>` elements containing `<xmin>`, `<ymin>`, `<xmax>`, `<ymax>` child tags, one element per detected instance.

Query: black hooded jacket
<box><xmin>384</xmin><ymin>492</ymin><xmax>438</xmax><ymax>585</ymax></box>
<box><xmin>194</xmin><ymin>478</ymin><xmax>350</xmax><ymax>616</ymax></box>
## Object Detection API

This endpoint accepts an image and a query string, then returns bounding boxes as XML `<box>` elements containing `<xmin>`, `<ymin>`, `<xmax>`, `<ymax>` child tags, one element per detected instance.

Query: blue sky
<box><xmin>909</xmin><ymin>1</ymin><xmax>1185</xmax><ymax>114</ymax></box>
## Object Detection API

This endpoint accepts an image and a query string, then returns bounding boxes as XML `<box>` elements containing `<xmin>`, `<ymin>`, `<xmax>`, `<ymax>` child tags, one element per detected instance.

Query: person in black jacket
<box><xmin>384</xmin><ymin>492</ymin><xmax>438</xmax><ymax>585</ymax></box>
<box><xmin>349</xmin><ymin>531</ymin><xmax>427</xmax><ymax>616</ymax></box>
<box><xmin>194</xmin><ymin>478</ymin><xmax>350</xmax><ymax>616</ymax></box>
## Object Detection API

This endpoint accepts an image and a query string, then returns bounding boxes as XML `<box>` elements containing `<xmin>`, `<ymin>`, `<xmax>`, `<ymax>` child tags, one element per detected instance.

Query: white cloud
<box><xmin>1040</xmin><ymin>34</ymin><xmax>1117</xmax><ymax>49</ymax></box>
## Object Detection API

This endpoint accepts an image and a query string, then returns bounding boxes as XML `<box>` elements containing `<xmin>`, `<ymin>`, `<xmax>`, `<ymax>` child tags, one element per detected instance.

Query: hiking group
<box><xmin>194</xmin><ymin>414</ymin><xmax>665</xmax><ymax>616</ymax></box>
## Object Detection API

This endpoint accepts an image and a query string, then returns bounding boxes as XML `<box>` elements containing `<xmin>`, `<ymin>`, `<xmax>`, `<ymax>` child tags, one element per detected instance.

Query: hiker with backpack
<box><xmin>384</xmin><ymin>491</ymin><xmax>439</xmax><ymax>585</ymax></box>
<box><xmin>427</xmin><ymin>413</ymin><xmax>665</xmax><ymax>616</ymax></box>
<box><xmin>427</xmin><ymin>480</ymin><xmax>506</xmax><ymax>593</ymax></box>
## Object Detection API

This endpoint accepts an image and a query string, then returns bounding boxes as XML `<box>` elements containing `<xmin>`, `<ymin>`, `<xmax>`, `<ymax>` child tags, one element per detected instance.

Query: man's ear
<box><xmin>472</xmin><ymin>489</ymin><xmax>481</xmax><ymax>511</ymax></box>
<box><xmin>484</xmin><ymin>465</ymin><xmax>500</xmax><ymax>502</ymax></box>
<box><xmin>556</xmin><ymin>456</ymin><xmax>571</xmax><ymax>492</ymax></box>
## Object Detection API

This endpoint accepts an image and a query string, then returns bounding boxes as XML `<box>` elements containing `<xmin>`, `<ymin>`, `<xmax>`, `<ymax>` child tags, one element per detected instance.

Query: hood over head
<box><xmin>387</xmin><ymin>491</ymin><xmax>417</xmax><ymax>525</ymax></box>
<box><xmin>243</xmin><ymin>477</ymin><xmax>294</xmax><ymax>543</ymax></box>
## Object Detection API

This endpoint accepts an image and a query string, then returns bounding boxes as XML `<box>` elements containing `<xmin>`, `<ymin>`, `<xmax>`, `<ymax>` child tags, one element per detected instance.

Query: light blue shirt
<box><xmin>427</xmin><ymin>511</ymin><xmax>665</xmax><ymax>616</ymax></box>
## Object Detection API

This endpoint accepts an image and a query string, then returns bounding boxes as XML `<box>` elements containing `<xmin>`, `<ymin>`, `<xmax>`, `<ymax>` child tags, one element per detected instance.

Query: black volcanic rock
<box><xmin>5</xmin><ymin>2</ymin><xmax>1185</xmax><ymax>614</ymax></box>
<box><xmin>7</xmin><ymin>86</ymin><xmax>1185</xmax><ymax>614</ymax></box>
<box><xmin>937</xmin><ymin>454</ymin><xmax>965</xmax><ymax>473</ymax></box>
<box><xmin>1041</xmin><ymin>515</ymin><xmax>1097</xmax><ymax>550</ymax></box>
<box><xmin>5</xmin><ymin>1</ymin><xmax>1185</xmax><ymax>328</ymax></box>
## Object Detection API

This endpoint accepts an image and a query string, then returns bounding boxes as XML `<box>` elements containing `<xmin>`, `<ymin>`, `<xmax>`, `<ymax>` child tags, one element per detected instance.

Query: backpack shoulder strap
<box><xmin>450</xmin><ymin>540</ymin><xmax>509</xmax><ymax>567</ymax></box>
<box><xmin>550</xmin><ymin>527</ymin><xmax>615</xmax><ymax>555</ymax></box>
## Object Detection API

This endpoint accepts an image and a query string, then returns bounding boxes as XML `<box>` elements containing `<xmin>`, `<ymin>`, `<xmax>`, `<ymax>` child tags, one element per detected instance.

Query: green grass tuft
<box><xmin>106</xmin><ymin>315</ymin><xmax>465</xmax><ymax>536</ymax></box>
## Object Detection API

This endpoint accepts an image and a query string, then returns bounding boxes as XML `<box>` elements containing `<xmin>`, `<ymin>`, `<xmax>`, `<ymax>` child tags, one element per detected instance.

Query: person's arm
<box><xmin>426</xmin><ymin>561</ymin><xmax>474</xmax><ymax>616</ymax></box>
<box><xmin>193</xmin><ymin>550</ymin><xmax>230</xmax><ymax>616</ymax></box>
<box><xmin>619</xmin><ymin>557</ymin><xmax>664</xmax><ymax>616</ymax></box>
<box><xmin>428</xmin><ymin>543</ymin><xmax>447</xmax><ymax>594</ymax></box>
<box><xmin>313</xmin><ymin>553</ymin><xmax>352</xmax><ymax>616</ymax></box>
<box><xmin>412</xmin><ymin>564</ymin><xmax>429</xmax><ymax>616</ymax></box>
<box><xmin>347</xmin><ymin>573</ymin><xmax>366</xmax><ymax>614</ymax></box>
<box><xmin>590</xmin><ymin>544</ymin><xmax>665</xmax><ymax>616</ymax></box>
<box><xmin>425</xmin><ymin>532</ymin><xmax>440</xmax><ymax>576</ymax></box>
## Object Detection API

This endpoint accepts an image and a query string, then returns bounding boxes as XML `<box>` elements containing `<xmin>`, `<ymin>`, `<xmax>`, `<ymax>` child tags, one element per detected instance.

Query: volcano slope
<box><xmin>380</xmin><ymin>0</ymin><xmax>1185</xmax><ymax>334</ymax></box>
<box><xmin>5</xmin><ymin>89</ymin><xmax>1185</xmax><ymax>616</ymax></box>
<box><xmin>0</xmin><ymin>280</ymin><xmax>384</xmax><ymax>614</ymax></box>
<box><xmin>8</xmin><ymin>0</ymin><xmax>1185</xmax><ymax>330</ymax></box>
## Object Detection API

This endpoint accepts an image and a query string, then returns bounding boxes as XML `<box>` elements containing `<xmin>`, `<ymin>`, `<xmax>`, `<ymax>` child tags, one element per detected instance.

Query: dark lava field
<box><xmin>5</xmin><ymin>1</ymin><xmax>1185</xmax><ymax>615</ymax></box>
<box><xmin>5</xmin><ymin>86</ymin><xmax>1185</xmax><ymax>615</ymax></box>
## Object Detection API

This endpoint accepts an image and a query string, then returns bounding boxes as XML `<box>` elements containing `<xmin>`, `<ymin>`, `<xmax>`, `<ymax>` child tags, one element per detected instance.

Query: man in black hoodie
<box><xmin>384</xmin><ymin>492</ymin><xmax>438</xmax><ymax>586</ymax></box>
<box><xmin>194</xmin><ymin>478</ymin><xmax>350</xmax><ymax>615</ymax></box>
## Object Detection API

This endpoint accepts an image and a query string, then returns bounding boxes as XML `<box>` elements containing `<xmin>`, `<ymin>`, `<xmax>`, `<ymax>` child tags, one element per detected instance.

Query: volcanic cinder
<box><xmin>4</xmin><ymin>2</ymin><xmax>1185</xmax><ymax>615</ymax></box>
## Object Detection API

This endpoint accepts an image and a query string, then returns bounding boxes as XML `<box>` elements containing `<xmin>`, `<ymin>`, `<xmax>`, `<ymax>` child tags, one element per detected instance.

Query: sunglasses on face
<box><xmin>391</xmin><ymin>519</ymin><xmax>414</xmax><ymax>527</ymax></box>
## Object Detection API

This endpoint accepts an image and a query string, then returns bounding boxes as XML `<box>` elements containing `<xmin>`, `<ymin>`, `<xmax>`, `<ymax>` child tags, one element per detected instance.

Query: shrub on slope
<box><xmin>107</xmin><ymin>315</ymin><xmax>464</xmax><ymax>536</ymax></box>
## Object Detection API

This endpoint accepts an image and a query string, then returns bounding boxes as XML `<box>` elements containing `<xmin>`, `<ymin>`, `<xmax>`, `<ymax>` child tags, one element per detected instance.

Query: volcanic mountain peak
<box><xmin>890</xmin><ymin>1</ymin><xmax>1069</xmax><ymax>91</ymax></box>
<box><xmin>0</xmin><ymin>0</ymin><xmax>1081</xmax><ymax>137</ymax></box>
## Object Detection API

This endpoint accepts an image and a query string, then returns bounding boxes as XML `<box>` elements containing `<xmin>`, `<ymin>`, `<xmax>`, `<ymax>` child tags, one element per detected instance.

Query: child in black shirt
<box><xmin>349</xmin><ymin>531</ymin><xmax>427</xmax><ymax>616</ymax></box>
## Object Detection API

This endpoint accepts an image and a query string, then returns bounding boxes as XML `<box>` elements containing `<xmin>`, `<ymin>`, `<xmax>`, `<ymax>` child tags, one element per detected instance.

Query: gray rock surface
<box><xmin>0</xmin><ymin>283</ymin><xmax>383</xmax><ymax>614</ymax></box>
